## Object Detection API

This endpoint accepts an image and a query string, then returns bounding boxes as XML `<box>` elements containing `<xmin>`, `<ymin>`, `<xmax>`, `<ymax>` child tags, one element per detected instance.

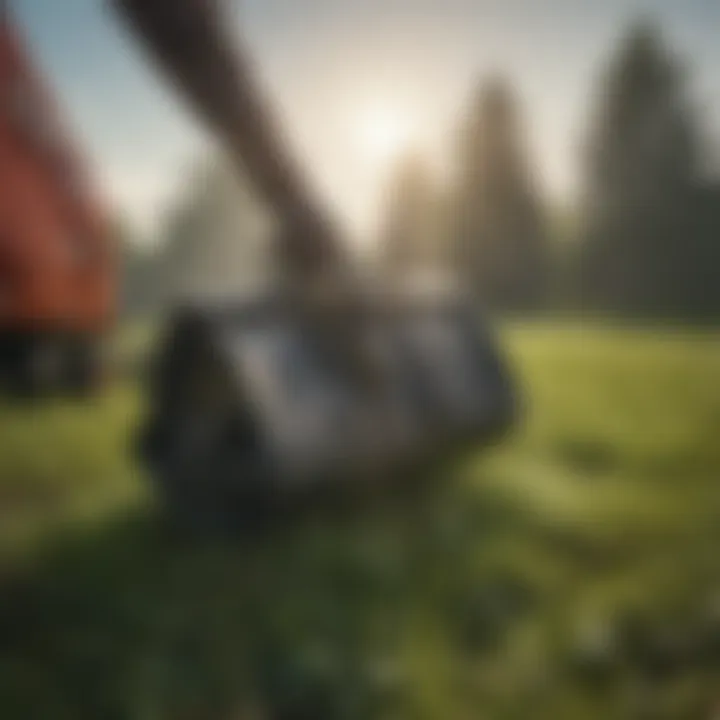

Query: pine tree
<box><xmin>378</xmin><ymin>152</ymin><xmax>441</xmax><ymax>277</ymax></box>
<box><xmin>579</xmin><ymin>20</ymin><xmax>708</xmax><ymax>317</ymax></box>
<box><xmin>451</xmin><ymin>75</ymin><xmax>547</xmax><ymax>311</ymax></box>
<box><xmin>160</xmin><ymin>155</ymin><xmax>273</xmax><ymax>304</ymax></box>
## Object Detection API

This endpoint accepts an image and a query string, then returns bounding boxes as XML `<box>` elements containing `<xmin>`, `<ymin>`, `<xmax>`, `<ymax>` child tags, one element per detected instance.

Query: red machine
<box><xmin>0</xmin><ymin>8</ymin><xmax>113</xmax><ymax>395</ymax></box>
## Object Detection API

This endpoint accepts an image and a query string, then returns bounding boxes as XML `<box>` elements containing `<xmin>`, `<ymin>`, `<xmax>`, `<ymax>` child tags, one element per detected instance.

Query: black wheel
<box><xmin>0</xmin><ymin>332</ymin><xmax>65</xmax><ymax>399</ymax></box>
<box><xmin>64</xmin><ymin>336</ymin><xmax>103</xmax><ymax>397</ymax></box>
<box><xmin>29</xmin><ymin>335</ymin><xmax>68</xmax><ymax>396</ymax></box>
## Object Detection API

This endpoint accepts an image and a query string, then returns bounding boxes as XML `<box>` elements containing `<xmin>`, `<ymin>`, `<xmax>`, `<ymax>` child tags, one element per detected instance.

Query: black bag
<box><xmin>139</xmin><ymin>288</ymin><xmax>516</xmax><ymax>528</ymax></box>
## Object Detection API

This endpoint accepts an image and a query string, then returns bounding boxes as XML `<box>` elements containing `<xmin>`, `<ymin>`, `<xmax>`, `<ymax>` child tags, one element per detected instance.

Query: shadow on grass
<box><xmin>0</xmin><ymin>471</ymin><xmax>539</xmax><ymax>720</ymax></box>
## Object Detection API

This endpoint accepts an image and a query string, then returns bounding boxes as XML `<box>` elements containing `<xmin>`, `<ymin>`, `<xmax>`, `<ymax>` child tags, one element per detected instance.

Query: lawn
<box><xmin>1</xmin><ymin>323</ymin><xmax>720</xmax><ymax>719</ymax></box>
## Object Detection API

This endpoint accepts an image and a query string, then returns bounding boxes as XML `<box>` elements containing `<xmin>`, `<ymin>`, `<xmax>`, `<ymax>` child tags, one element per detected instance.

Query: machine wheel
<box><xmin>0</xmin><ymin>332</ymin><xmax>65</xmax><ymax>398</ymax></box>
<box><xmin>64</xmin><ymin>336</ymin><xmax>103</xmax><ymax>397</ymax></box>
<box><xmin>0</xmin><ymin>331</ymin><xmax>104</xmax><ymax>399</ymax></box>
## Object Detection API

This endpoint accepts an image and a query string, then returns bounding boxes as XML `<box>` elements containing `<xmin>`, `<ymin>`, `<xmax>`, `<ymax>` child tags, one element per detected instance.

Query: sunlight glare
<box><xmin>357</xmin><ymin>105</ymin><xmax>415</xmax><ymax>166</ymax></box>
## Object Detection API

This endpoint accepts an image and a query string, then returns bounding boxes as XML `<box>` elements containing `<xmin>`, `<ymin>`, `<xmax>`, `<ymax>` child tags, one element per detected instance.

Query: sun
<box><xmin>357</xmin><ymin>105</ymin><xmax>414</xmax><ymax>166</ymax></box>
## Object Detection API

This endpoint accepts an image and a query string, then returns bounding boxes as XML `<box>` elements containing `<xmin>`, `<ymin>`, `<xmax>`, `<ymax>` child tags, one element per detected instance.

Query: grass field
<box><xmin>1</xmin><ymin>323</ymin><xmax>720</xmax><ymax>719</ymax></box>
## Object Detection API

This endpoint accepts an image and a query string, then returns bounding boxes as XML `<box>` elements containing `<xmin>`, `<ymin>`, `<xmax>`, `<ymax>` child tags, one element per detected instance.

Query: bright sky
<box><xmin>12</xmin><ymin>0</ymin><xmax>720</xmax><ymax>243</ymax></box>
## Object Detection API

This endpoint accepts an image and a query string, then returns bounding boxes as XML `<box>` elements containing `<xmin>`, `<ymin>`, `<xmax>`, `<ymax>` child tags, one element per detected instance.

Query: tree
<box><xmin>378</xmin><ymin>152</ymin><xmax>442</xmax><ymax>277</ymax></box>
<box><xmin>116</xmin><ymin>217</ymin><xmax>160</xmax><ymax>318</ymax></box>
<box><xmin>159</xmin><ymin>155</ymin><xmax>274</xmax><ymax>306</ymax></box>
<box><xmin>579</xmin><ymin>20</ymin><xmax>714</xmax><ymax>317</ymax></box>
<box><xmin>451</xmin><ymin>75</ymin><xmax>547</xmax><ymax>311</ymax></box>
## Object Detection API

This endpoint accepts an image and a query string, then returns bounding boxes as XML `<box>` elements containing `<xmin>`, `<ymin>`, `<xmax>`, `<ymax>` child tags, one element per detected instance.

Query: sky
<box><xmin>11</xmin><ymin>0</ymin><xmax>720</xmax><ymax>244</ymax></box>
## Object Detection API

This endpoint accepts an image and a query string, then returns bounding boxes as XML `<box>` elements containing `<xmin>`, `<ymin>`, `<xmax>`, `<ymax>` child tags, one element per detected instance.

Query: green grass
<box><xmin>2</xmin><ymin>323</ymin><xmax>720</xmax><ymax>719</ymax></box>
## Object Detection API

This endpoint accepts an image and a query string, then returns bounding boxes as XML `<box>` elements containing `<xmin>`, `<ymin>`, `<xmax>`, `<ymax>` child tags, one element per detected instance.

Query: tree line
<box><xmin>381</xmin><ymin>19</ymin><xmax>720</xmax><ymax>319</ymax></box>
<box><xmin>124</xmin><ymin>19</ymin><xmax>720</xmax><ymax>321</ymax></box>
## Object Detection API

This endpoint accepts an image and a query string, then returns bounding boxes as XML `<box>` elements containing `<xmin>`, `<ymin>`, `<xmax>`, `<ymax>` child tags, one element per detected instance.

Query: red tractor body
<box><xmin>0</xmin><ymin>12</ymin><xmax>113</xmax><ymax>393</ymax></box>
